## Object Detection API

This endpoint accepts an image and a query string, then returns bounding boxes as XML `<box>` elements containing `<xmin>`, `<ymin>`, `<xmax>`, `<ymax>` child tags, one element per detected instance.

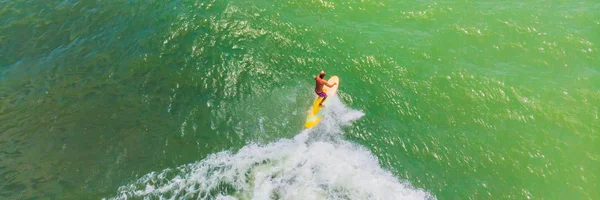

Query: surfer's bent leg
<box><xmin>318</xmin><ymin>92</ymin><xmax>327</xmax><ymax>106</ymax></box>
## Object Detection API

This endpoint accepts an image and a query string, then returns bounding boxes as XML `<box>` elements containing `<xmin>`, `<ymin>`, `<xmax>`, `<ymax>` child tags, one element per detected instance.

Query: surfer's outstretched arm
<box><xmin>321</xmin><ymin>80</ymin><xmax>337</xmax><ymax>88</ymax></box>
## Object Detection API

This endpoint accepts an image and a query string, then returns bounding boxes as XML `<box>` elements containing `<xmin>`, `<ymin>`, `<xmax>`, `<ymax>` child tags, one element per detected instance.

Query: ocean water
<box><xmin>1</xmin><ymin>0</ymin><xmax>598</xmax><ymax>199</ymax></box>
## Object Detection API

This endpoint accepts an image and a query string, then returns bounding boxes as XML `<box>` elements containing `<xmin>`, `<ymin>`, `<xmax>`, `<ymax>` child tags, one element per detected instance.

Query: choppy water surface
<box><xmin>1</xmin><ymin>0</ymin><xmax>598</xmax><ymax>199</ymax></box>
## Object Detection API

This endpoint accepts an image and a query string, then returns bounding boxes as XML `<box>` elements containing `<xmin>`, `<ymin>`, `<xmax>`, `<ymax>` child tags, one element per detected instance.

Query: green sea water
<box><xmin>1</xmin><ymin>0</ymin><xmax>599</xmax><ymax>199</ymax></box>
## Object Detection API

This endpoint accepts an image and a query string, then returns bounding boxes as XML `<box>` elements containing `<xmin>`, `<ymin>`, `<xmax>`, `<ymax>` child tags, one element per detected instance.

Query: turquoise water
<box><xmin>1</xmin><ymin>0</ymin><xmax>598</xmax><ymax>199</ymax></box>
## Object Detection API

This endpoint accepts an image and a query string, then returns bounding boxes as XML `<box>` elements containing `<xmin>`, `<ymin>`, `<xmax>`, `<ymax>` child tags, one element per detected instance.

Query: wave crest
<box><xmin>107</xmin><ymin>97</ymin><xmax>434</xmax><ymax>200</ymax></box>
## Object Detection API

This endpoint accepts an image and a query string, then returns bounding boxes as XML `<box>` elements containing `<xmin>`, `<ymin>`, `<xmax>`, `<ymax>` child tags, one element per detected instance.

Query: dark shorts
<box><xmin>316</xmin><ymin>91</ymin><xmax>327</xmax><ymax>98</ymax></box>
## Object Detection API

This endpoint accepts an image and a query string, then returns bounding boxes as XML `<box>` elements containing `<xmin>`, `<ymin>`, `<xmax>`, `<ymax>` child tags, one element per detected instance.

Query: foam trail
<box><xmin>107</xmin><ymin>97</ymin><xmax>435</xmax><ymax>200</ymax></box>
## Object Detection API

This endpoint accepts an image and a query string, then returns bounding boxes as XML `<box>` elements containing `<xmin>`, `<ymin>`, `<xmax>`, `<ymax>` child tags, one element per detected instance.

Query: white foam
<box><xmin>106</xmin><ymin>96</ymin><xmax>434</xmax><ymax>200</ymax></box>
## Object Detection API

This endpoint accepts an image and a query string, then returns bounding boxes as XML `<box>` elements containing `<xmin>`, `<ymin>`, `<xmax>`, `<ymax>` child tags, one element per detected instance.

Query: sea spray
<box><xmin>107</xmin><ymin>97</ymin><xmax>434</xmax><ymax>200</ymax></box>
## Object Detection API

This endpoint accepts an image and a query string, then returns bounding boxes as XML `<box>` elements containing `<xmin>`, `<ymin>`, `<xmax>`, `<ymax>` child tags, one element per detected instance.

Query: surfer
<box><xmin>315</xmin><ymin>71</ymin><xmax>337</xmax><ymax>107</ymax></box>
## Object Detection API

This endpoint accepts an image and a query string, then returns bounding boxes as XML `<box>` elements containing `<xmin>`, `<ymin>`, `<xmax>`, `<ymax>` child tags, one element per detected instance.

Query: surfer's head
<box><xmin>319</xmin><ymin>71</ymin><xmax>326</xmax><ymax>78</ymax></box>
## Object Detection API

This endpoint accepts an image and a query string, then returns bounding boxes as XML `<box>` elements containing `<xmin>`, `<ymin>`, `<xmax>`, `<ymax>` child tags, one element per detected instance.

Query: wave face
<box><xmin>107</xmin><ymin>97</ymin><xmax>434</xmax><ymax>200</ymax></box>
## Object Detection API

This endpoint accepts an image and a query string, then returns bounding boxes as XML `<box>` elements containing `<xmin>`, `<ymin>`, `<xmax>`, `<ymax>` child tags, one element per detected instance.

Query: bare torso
<box><xmin>315</xmin><ymin>76</ymin><xmax>325</xmax><ymax>93</ymax></box>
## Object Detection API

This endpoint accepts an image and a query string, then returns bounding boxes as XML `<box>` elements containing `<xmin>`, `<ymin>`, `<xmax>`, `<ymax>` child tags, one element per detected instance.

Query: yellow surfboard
<box><xmin>305</xmin><ymin>76</ymin><xmax>339</xmax><ymax>128</ymax></box>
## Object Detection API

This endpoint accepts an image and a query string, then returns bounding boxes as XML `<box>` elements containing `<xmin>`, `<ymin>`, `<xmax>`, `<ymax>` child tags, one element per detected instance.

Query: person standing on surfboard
<box><xmin>315</xmin><ymin>71</ymin><xmax>337</xmax><ymax>107</ymax></box>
